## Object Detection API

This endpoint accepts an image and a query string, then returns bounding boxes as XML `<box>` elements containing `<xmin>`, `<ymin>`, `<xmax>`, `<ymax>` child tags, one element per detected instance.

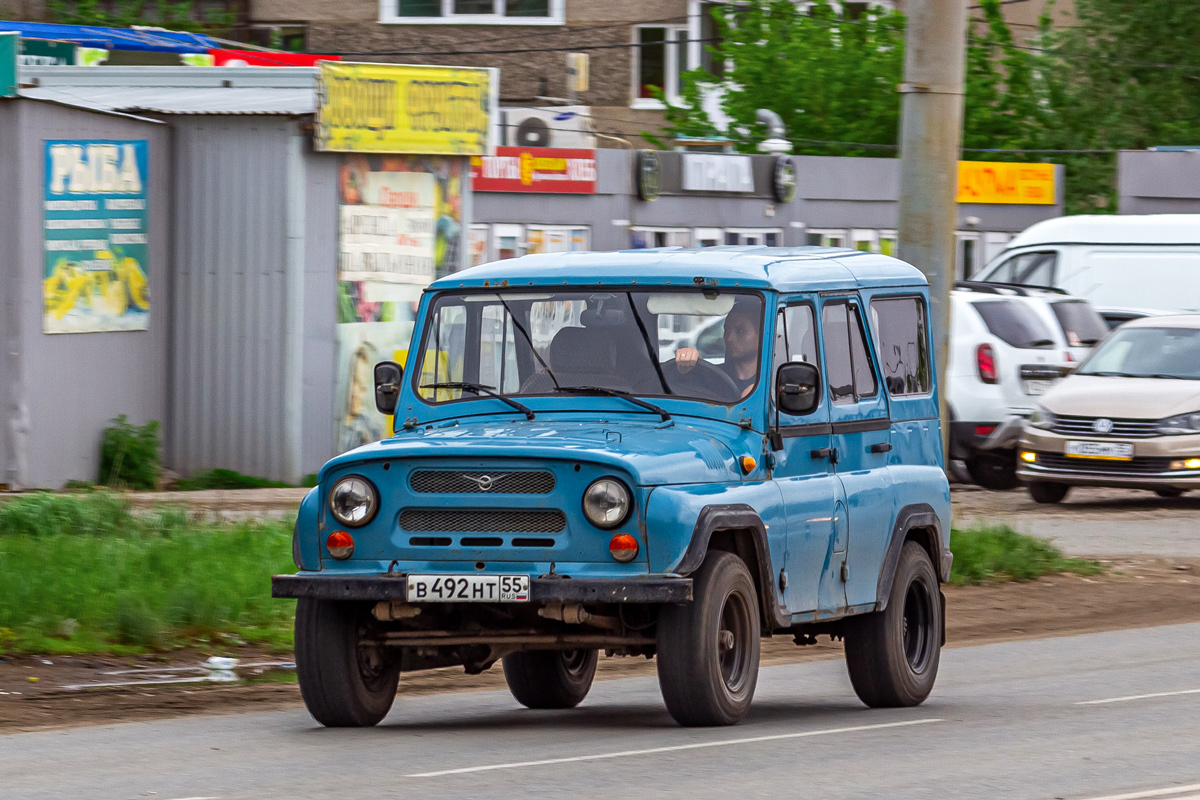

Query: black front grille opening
<box><xmin>399</xmin><ymin>508</ymin><xmax>567</xmax><ymax>534</ymax></box>
<box><xmin>513</xmin><ymin>537</ymin><xmax>556</xmax><ymax>548</ymax></box>
<box><xmin>1034</xmin><ymin>453</ymin><xmax>1174</xmax><ymax>474</ymax></box>
<box><xmin>409</xmin><ymin>536</ymin><xmax>451</xmax><ymax>547</ymax></box>
<box><xmin>409</xmin><ymin>470</ymin><xmax>556</xmax><ymax>494</ymax></box>
<box><xmin>461</xmin><ymin>537</ymin><xmax>504</xmax><ymax>547</ymax></box>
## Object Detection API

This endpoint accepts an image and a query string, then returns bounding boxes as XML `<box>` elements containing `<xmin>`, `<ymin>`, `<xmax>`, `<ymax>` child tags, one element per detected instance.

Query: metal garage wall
<box><xmin>6</xmin><ymin>101</ymin><xmax>170</xmax><ymax>489</ymax></box>
<box><xmin>0</xmin><ymin>101</ymin><xmax>16</xmax><ymax>487</ymax></box>
<box><xmin>300</xmin><ymin>151</ymin><xmax>339</xmax><ymax>477</ymax></box>
<box><xmin>1118</xmin><ymin>150</ymin><xmax>1200</xmax><ymax>214</ymax></box>
<box><xmin>170</xmin><ymin>116</ymin><xmax>329</xmax><ymax>483</ymax></box>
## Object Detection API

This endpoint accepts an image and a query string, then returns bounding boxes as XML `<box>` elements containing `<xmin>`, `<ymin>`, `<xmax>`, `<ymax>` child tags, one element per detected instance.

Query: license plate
<box><xmin>406</xmin><ymin>574</ymin><xmax>530</xmax><ymax>603</ymax></box>
<box><xmin>1065</xmin><ymin>441</ymin><xmax>1134</xmax><ymax>460</ymax></box>
<box><xmin>1024</xmin><ymin>379</ymin><xmax>1053</xmax><ymax>396</ymax></box>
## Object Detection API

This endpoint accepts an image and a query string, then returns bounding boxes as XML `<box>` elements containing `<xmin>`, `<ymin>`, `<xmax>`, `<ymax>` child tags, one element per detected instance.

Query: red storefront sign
<box><xmin>208</xmin><ymin>49</ymin><xmax>341</xmax><ymax>67</ymax></box>
<box><xmin>470</xmin><ymin>147</ymin><xmax>597</xmax><ymax>194</ymax></box>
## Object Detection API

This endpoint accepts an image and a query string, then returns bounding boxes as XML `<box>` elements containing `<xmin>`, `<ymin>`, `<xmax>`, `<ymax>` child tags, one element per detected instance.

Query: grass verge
<box><xmin>0</xmin><ymin>492</ymin><xmax>296</xmax><ymax>655</ymax></box>
<box><xmin>949</xmin><ymin>524</ymin><xmax>1106</xmax><ymax>585</ymax></box>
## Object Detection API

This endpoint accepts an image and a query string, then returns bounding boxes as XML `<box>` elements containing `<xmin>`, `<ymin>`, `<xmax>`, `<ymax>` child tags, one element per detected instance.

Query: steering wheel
<box><xmin>636</xmin><ymin>359</ymin><xmax>742</xmax><ymax>402</ymax></box>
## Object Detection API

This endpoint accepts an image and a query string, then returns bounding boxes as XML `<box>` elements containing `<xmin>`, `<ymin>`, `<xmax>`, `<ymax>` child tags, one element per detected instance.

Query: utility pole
<box><xmin>895</xmin><ymin>0</ymin><xmax>967</xmax><ymax>455</ymax></box>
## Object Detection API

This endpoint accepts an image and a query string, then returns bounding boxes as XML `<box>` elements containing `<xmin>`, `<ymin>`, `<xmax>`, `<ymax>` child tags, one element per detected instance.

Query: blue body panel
<box><xmin>296</xmin><ymin>247</ymin><xmax>951</xmax><ymax>623</ymax></box>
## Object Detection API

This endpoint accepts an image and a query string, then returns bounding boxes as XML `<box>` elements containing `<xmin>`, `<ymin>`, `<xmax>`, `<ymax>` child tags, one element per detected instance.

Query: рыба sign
<box><xmin>957</xmin><ymin>161</ymin><xmax>1056</xmax><ymax>205</ymax></box>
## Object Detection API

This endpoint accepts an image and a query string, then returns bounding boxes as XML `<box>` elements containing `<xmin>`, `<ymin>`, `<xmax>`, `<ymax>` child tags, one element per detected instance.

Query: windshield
<box><xmin>1077</xmin><ymin>326</ymin><xmax>1200</xmax><ymax>380</ymax></box>
<box><xmin>971</xmin><ymin>299</ymin><xmax>1057</xmax><ymax>349</ymax></box>
<box><xmin>1050</xmin><ymin>300</ymin><xmax>1108</xmax><ymax>347</ymax></box>
<box><xmin>413</xmin><ymin>289</ymin><xmax>765</xmax><ymax>406</ymax></box>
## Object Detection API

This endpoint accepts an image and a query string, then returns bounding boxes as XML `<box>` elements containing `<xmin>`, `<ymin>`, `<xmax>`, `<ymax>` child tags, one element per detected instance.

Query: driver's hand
<box><xmin>675</xmin><ymin>346</ymin><xmax>700</xmax><ymax>373</ymax></box>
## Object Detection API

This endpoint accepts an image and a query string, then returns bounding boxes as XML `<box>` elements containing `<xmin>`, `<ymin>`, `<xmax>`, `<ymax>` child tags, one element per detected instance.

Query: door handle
<box><xmin>810</xmin><ymin>447</ymin><xmax>838</xmax><ymax>465</ymax></box>
<box><xmin>869</xmin><ymin>442</ymin><xmax>893</xmax><ymax>453</ymax></box>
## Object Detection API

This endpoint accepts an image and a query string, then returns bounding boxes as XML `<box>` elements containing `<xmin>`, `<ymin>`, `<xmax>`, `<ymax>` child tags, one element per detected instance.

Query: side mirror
<box><xmin>776</xmin><ymin>361</ymin><xmax>821</xmax><ymax>416</ymax></box>
<box><xmin>374</xmin><ymin>361</ymin><xmax>404</xmax><ymax>415</ymax></box>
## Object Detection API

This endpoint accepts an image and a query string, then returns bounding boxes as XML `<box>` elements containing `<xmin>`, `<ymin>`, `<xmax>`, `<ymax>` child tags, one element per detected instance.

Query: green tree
<box><xmin>46</xmin><ymin>0</ymin><xmax>235</xmax><ymax>36</ymax></box>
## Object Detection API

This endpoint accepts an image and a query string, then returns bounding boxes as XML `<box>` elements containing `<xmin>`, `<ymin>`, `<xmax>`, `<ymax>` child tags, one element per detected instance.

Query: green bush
<box><xmin>949</xmin><ymin>524</ymin><xmax>1105</xmax><ymax>585</ymax></box>
<box><xmin>175</xmin><ymin>469</ymin><xmax>295</xmax><ymax>491</ymax></box>
<box><xmin>0</xmin><ymin>492</ymin><xmax>295</xmax><ymax>654</ymax></box>
<box><xmin>99</xmin><ymin>415</ymin><xmax>161</xmax><ymax>490</ymax></box>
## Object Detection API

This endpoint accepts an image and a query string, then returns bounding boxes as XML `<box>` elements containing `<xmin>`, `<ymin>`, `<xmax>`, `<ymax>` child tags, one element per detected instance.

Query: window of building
<box><xmin>631</xmin><ymin>227</ymin><xmax>691</xmax><ymax>248</ymax></box>
<box><xmin>384</xmin><ymin>0</ymin><xmax>563</xmax><ymax>25</ymax></box>
<box><xmin>869</xmin><ymin>296</ymin><xmax>931</xmax><ymax>396</ymax></box>
<box><xmin>724</xmin><ymin>228</ymin><xmax>783</xmax><ymax>246</ymax></box>
<box><xmin>525</xmin><ymin>226</ymin><xmax>589</xmax><ymax>254</ymax></box>
<box><xmin>634</xmin><ymin>25</ymin><xmax>689</xmax><ymax>106</ymax></box>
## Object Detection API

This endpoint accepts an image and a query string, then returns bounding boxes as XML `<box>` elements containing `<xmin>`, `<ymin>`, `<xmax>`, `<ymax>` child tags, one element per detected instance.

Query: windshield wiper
<box><xmin>419</xmin><ymin>381</ymin><xmax>535</xmax><ymax>420</ymax></box>
<box><xmin>1028</xmin><ymin>338</ymin><xmax>1056</xmax><ymax>347</ymax></box>
<box><xmin>553</xmin><ymin>386</ymin><xmax>671</xmax><ymax>422</ymax></box>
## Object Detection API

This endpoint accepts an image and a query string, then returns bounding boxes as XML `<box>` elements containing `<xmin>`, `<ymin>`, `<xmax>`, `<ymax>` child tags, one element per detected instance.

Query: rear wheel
<box><xmin>965</xmin><ymin>452</ymin><xmax>1019</xmax><ymax>491</ymax></box>
<box><xmin>1027</xmin><ymin>481</ymin><xmax>1071</xmax><ymax>504</ymax></box>
<box><xmin>1155</xmin><ymin>488</ymin><xmax>1186</xmax><ymax>498</ymax></box>
<box><xmin>844</xmin><ymin>542</ymin><xmax>942</xmax><ymax>708</ymax></box>
<box><xmin>502</xmin><ymin>649</ymin><xmax>598</xmax><ymax>709</ymax></box>
<box><xmin>657</xmin><ymin>550</ymin><xmax>760</xmax><ymax>726</ymax></box>
<box><xmin>295</xmin><ymin>598</ymin><xmax>399</xmax><ymax>727</ymax></box>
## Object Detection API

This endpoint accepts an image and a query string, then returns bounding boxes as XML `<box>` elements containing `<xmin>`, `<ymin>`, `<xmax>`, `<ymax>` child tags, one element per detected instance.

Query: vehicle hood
<box><xmin>321</xmin><ymin>417</ymin><xmax>755</xmax><ymax>486</ymax></box>
<box><xmin>1042</xmin><ymin>375</ymin><xmax>1200</xmax><ymax>419</ymax></box>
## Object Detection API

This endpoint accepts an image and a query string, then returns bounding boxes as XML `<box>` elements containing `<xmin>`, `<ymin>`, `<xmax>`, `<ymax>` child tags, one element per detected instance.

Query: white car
<box><xmin>947</xmin><ymin>283</ymin><xmax>1108</xmax><ymax>490</ymax></box>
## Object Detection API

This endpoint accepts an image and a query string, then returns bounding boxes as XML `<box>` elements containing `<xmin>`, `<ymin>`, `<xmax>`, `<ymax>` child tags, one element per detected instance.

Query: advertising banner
<box><xmin>209</xmin><ymin>48</ymin><xmax>340</xmax><ymax>67</ymax></box>
<box><xmin>957</xmin><ymin>161</ymin><xmax>1056</xmax><ymax>205</ymax></box>
<box><xmin>18</xmin><ymin>38</ymin><xmax>76</xmax><ymax>66</ymax></box>
<box><xmin>43</xmin><ymin>140</ymin><xmax>150</xmax><ymax>334</ymax></box>
<box><xmin>315</xmin><ymin>62</ymin><xmax>496</xmax><ymax>155</ymax></box>
<box><xmin>1</xmin><ymin>32</ymin><xmax>15</xmax><ymax>97</ymax></box>
<box><xmin>470</xmin><ymin>147</ymin><xmax>597</xmax><ymax>193</ymax></box>
<box><xmin>335</xmin><ymin>154</ymin><xmax>465</xmax><ymax>452</ymax></box>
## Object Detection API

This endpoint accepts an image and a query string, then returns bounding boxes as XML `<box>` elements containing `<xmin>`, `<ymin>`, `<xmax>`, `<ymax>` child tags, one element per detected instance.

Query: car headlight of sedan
<box><xmin>329</xmin><ymin>476</ymin><xmax>379</xmax><ymax>527</ymax></box>
<box><xmin>582</xmin><ymin>478</ymin><xmax>632</xmax><ymax>529</ymax></box>
<box><xmin>1158</xmin><ymin>411</ymin><xmax>1200</xmax><ymax>436</ymax></box>
<box><xmin>1029</xmin><ymin>407</ymin><xmax>1056</xmax><ymax>430</ymax></box>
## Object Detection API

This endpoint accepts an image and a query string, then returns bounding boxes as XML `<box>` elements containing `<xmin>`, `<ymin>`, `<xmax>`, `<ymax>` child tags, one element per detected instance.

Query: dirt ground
<box><xmin>3</xmin><ymin>555</ymin><xmax>1198</xmax><ymax>734</ymax></box>
<box><xmin>951</xmin><ymin>484</ymin><xmax>1200</xmax><ymax>521</ymax></box>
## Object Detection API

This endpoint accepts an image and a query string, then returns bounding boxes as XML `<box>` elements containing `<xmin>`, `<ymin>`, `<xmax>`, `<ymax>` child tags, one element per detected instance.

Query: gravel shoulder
<box><xmin>3</xmin><ymin>554</ymin><xmax>1197</xmax><ymax>734</ymax></box>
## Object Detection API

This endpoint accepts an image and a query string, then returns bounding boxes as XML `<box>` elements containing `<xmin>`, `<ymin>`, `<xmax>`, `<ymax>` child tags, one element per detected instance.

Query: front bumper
<box><xmin>272</xmin><ymin>573</ymin><xmax>693</xmax><ymax>604</ymax></box>
<box><xmin>1018</xmin><ymin>428</ymin><xmax>1200</xmax><ymax>488</ymax></box>
<box><xmin>950</xmin><ymin>415</ymin><xmax>1028</xmax><ymax>458</ymax></box>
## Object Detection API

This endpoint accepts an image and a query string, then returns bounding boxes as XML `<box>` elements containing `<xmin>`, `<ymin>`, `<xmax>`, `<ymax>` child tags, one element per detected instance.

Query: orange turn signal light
<box><xmin>739</xmin><ymin>456</ymin><xmax>757</xmax><ymax>474</ymax></box>
<box><xmin>326</xmin><ymin>530</ymin><xmax>355</xmax><ymax>560</ymax></box>
<box><xmin>609</xmin><ymin>533</ymin><xmax>639</xmax><ymax>563</ymax></box>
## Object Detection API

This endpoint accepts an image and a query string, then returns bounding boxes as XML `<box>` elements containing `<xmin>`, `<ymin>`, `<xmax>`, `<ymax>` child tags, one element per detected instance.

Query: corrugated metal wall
<box><xmin>170</xmin><ymin>116</ymin><xmax>336</xmax><ymax>482</ymax></box>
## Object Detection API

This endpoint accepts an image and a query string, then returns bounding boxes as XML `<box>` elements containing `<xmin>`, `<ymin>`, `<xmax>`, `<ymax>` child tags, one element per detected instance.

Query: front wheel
<box><xmin>295</xmin><ymin>598</ymin><xmax>399</xmax><ymax>727</ymax></box>
<box><xmin>657</xmin><ymin>550</ymin><xmax>761</xmax><ymax>726</ymax></box>
<box><xmin>502</xmin><ymin>649</ymin><xmax>598</xmax><ymax>709</ymax></box>
<box><xmin>844</xmin><ymin>542</ymin><xmax>942</xmax><ymax>708</ymax></box>
<box><xmin>1027</xmin><ymin>481</ymin><xmax>1070</xmax><ymax>504</ymax></box>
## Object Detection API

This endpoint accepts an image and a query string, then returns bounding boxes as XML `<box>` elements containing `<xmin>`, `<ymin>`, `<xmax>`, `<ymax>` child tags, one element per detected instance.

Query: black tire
<box><xmin>844</xmin><ymin>542</ymin><xmax>942</xmax><ymax>708</ymax></box>
<box><xmin>965</xmin><ymin>453</ymin><xmax>1020</xmax><ymax>491</ymax></box>
<box><xmin>502</xmin><ymin>649</ymin><xmax>598</xmax><ymax>709</ymax></box>
<box><xmin>295</xmin><ymin>598</ymin><xmax>399</xmax><ymax>727</ymax></box>
<box><xmin>1027</xmin><ymin>481</ymin><xmax>1071</xmax><ymax>504</ymax></box>
<box><xmin>657</xmin><ymin>550</ymin><xmax>761</xmax><ymax>726</ymax></box>
<box><xmin>1155</xmin><ymin>488</ymin><xmax>1185</xmax><ymax>498</ymax></box>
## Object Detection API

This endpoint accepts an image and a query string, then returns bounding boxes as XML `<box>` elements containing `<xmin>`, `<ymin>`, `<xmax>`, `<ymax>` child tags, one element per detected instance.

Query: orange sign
<box><xmin>957</xmin><ymin>161</ymin><xmax>1056</xmax><ymax>205</ymax></box>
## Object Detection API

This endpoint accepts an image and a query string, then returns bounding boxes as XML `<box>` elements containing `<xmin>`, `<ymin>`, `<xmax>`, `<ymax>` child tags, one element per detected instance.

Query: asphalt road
<box><xmin>6</xmin><ymin>622</ymin><xmax>1200</xmax><ymax>800</ymax></box>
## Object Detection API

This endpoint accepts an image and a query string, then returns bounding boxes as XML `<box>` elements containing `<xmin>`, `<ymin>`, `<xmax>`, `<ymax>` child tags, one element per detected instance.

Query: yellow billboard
<box><xmin>957</xmin><ymin>161</ymin><xmax>1056</xmax><ymax>205</ymax></box>
<box><xmin>316</xmin><ymin>62</ymin><xmax>496</xmax><ymax>155</ymax></box>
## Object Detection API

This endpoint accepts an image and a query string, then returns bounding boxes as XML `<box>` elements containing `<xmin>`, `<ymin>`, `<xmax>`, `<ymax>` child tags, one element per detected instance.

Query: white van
<box><xmin>976</xmin><ymin>215</ymin><xmax>1200</xmax><ymax>315</ymax></box>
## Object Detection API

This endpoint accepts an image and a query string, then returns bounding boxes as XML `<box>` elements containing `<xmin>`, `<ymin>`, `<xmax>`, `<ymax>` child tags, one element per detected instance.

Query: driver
<box><xmin>675</xmin><ymin>300</ymin><xmax>761</xmax><ymax>398</ymax></box>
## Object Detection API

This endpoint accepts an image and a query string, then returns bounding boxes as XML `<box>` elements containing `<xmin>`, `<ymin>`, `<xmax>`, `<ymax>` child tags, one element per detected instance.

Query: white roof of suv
<box><xmin>1006</xmin><ymin>214</ymin><xmax>1200</xmax><ymax>248</ymax></box>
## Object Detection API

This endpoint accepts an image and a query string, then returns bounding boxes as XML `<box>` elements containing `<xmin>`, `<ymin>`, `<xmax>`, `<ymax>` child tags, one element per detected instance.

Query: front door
<box><xmin>769</xmin><ymin>300</ymin><xmax>844</xmax><ymax>616</ymax></box>
<box><xmin>818</xmin><ymin>295</ymin><xmax>892</xmax><ymax>613</ymax></box>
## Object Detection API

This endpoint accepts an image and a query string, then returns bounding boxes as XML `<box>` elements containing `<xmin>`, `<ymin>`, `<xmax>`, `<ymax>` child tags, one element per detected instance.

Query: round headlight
<box><xmin>582</xmin><ymin>478</ymin><xmax>631</xmax><ymax>529</ymax></box>
<box><xmin>329</xmin><ymin>476</ymin><xmax>378</xmax><ymax>527</ymax></box>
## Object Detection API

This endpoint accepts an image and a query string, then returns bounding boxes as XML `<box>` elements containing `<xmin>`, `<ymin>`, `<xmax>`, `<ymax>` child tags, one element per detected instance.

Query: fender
<box><xmin>675</xmin><ymin>504</ymin><xmax>790</xmax><ymax>629</ymax></box>
<box><xmin>875</xmin><ymin>502</ymin><xmax>951</xmax><ymax>612</ymax></box>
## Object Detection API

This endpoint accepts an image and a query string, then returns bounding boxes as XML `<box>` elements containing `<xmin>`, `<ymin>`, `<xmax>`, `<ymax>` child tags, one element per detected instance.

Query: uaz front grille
<box><xmin>398</xmin><ymin>508</ymin><xmax>567</xmax><ymax>533</ymax></box>
<box><xmin>1050</xmin><ymin>416</ymin><xmax>1160</xmax><ymax>439</ymax></box>
<box><xmin>1033</xmin><ymin>453</ymin><xmax>1174</xmax><ymax>475</ymax></box>
<box><xmin>409</xmin><ymin>470</ymin><xmax>556</xmax><ymax>494</ymax></box>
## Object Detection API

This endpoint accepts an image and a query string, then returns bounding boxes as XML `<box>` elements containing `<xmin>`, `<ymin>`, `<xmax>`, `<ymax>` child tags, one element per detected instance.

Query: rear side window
<box><xmin>1050</xmin><ymin>301</ymin><xmax>1108</xmax><ymax>347</ymax></box>
<box><xmin>822</xmin><ymin>301</ymin><xmax>878</xmax><ymax>404</ymax></box>
<box><xmin>986</xmin><ymin>251</ymin><xmax>1057</xmax><ymax>286</ymax></box>
<box><xmin>870</xmin><ymin>296</ymin><xmax>931</xmax><ymax>396</ymax></box>
<box><xmin>972</xmin><ymin>300</ymin><xmax>1057</xmax><ymax>349</ymax></box>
